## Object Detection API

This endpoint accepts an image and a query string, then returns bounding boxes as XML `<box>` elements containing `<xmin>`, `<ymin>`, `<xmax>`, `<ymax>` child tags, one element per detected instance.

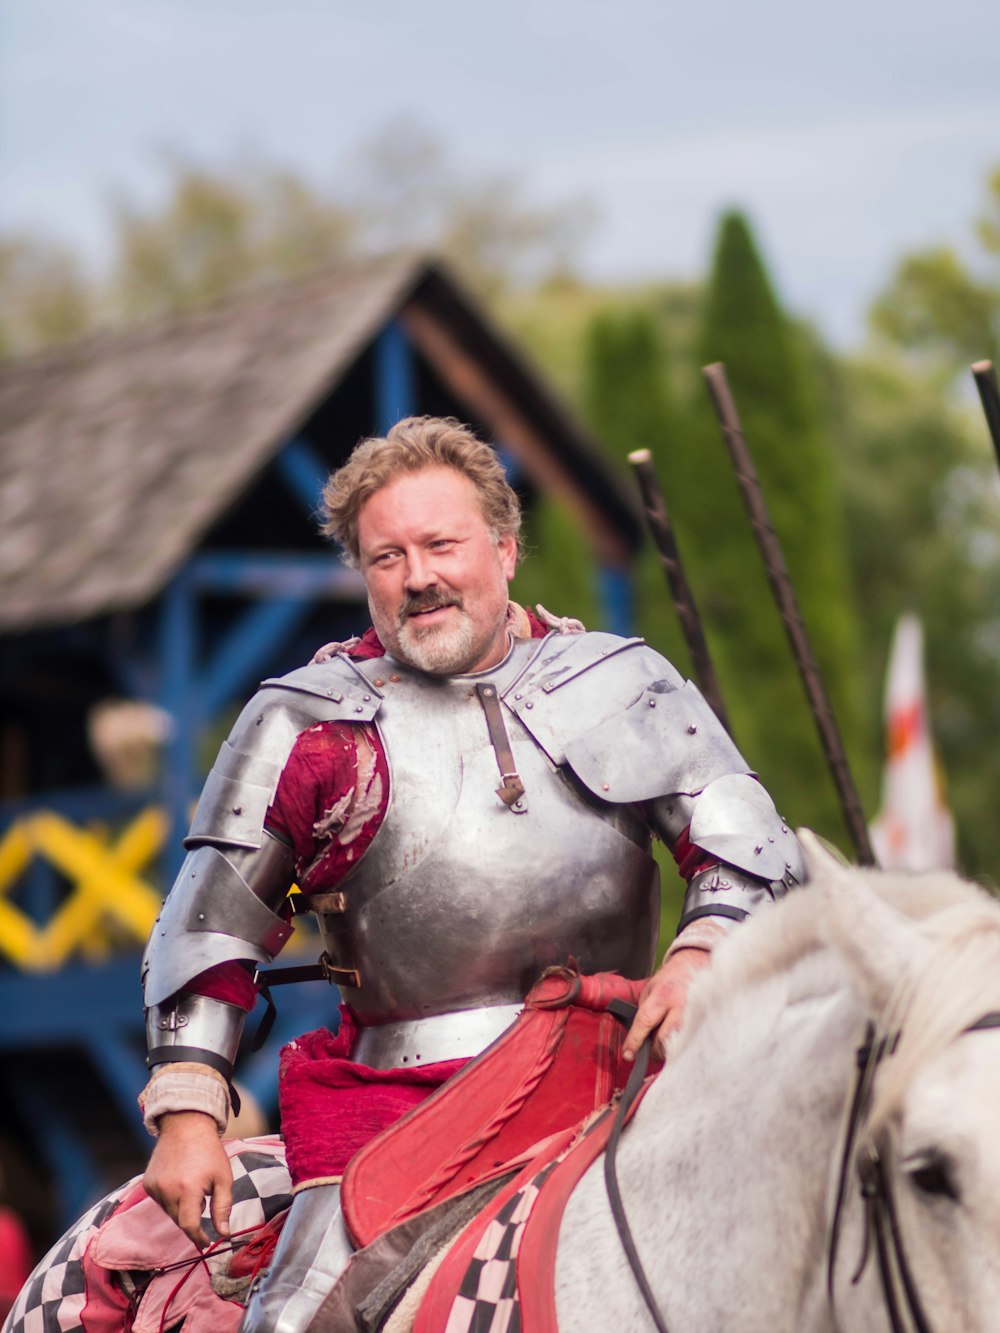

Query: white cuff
<box><xmin>665</xmin><ymin>918</ymin><xmax>728</xmax><ymax>959</ymax></box>
<box><xmin>138</xmin><ymin>1062</ymin><xmax>231</xmax><ymax>1137</ymax></box>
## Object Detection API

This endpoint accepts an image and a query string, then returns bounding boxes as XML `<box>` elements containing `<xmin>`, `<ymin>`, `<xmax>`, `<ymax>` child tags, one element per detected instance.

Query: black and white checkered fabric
<box><xmin>2</xmin><ymin>1184</ymin><xmax>130</xmax><ymax>1333</ymax></box>
<box><xmin>201</xmin><ymin>1147</ymin><xmax>292</xmax><ymax>1243</ymax></box>
<box><xmin>2</xmin><ymin>1140</ymin><xmax>292</xmax><ymax>1333</ymax></box>
<box><xmin>445</xmin><ymin>1158</ymin><xmax>561</xmax><ymax>1333</ymax></box>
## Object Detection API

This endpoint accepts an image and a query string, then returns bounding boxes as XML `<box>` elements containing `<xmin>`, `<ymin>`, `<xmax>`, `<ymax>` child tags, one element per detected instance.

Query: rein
<box><xmin>604</xmin><ymin>1000</ymin><xmax>671</xmax><ymax>1333</ymax></box>
<box><xmin>828</xmin><ymin>1009</ymin><xmax>1000</xmax><ymax>1333</ymax></box>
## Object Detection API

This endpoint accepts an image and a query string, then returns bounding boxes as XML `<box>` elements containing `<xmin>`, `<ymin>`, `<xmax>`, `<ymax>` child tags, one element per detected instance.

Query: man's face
<box><xmin>357</xmin><ymin>466</ymin><xmax>517</xmax><ymax>675</ymax></box>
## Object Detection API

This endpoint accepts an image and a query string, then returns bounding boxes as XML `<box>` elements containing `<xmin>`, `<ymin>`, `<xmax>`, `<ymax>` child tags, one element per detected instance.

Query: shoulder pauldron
<box><xmin>504</xmin><ymin>633</ymin><xmax>751</xmax><ymax>802</ymax></box>
<box><xmin>186</xmin><ymin>656</ymin><xmax>383</xmax><ymax>850</ymax></box>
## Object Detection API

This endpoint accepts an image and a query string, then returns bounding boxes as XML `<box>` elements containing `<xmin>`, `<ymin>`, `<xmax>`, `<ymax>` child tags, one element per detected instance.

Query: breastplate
<box><xmin>315</xmin><ymin>638</ymin><xmax>659</xmax><ymax>1024</ymax></box>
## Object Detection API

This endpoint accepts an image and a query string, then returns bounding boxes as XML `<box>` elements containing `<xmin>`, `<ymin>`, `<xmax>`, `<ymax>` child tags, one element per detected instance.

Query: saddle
<box><xmin>341</xmin><ymin>966</ymin><xmax>656</xmax><ymax>1248</ymax></box>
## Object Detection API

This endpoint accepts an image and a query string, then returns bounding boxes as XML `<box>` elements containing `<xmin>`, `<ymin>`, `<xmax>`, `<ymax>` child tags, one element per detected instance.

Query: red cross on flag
<box><xmin>869</xmin><ymin>614</ymin><xmax>955</xmax><ymax>870</ymax></box>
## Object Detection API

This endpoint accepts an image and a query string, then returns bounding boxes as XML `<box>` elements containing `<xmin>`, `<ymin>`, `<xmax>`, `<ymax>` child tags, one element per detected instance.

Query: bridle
<box><xmin>827</xmin><ymin>1010</ymin><xmax>1000</xmax><ymax>1333</ymax></box>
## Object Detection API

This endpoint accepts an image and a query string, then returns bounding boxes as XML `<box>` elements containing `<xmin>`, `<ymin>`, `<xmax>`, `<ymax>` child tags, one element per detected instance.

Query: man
<box><xmin>140</xmin><ymin>416</ymin><xmax>803</xmax><ymax>1333</ymax></box>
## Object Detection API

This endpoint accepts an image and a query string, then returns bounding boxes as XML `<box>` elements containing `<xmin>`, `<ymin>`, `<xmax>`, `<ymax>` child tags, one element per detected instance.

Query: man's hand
<box><xmin>143</xmin><ymin>1110</ymin><xmax>233</xmax><ymax>1248</ymax></box>
<box><xmin>622</xmin><ymin>947</ymin><xmax>713</xmax><ymax>1063</ymax></box>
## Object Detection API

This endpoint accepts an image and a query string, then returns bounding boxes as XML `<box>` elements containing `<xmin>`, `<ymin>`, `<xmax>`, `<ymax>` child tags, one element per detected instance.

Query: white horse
<box><xmin>554</xmin><ymin>833</ymin><xmax>1000</xmax><ymax>1332</ymax></box>
<box><xmin>10</xmin><ymin>836</ymin><xmax>1000</xmax><ymax>1332</ymax></box>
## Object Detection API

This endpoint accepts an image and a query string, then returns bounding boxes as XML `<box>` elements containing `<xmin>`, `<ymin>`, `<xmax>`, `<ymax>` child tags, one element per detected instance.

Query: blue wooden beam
<box><xmin>191</xmin><ymin>552</ymin><xmax>364</xmax><ymax>599</ymax></box>
<box><xmin>598</xmin><ymin>565</ymin><xmax>636</xmax><ymax>638</ymax></box>
<box><xmin>158</xmin><ymin>567</ymin><xmax>198</xmax><ymax>882</ymax></box>
<box><xmin>374</xmin><ymin>320</ymin><xmax>416</xmax><ymax>433</ymax></box>
<box><xmin>0</xmin><ymin>958</ymin><xmax>140</xmax><ymax>1047</ymax></box>
<box><xmin>200</xmin><ymin>595</ymin><xmax>316</xmax><ymax>720</ymax></box>
<box><xmin>274</xmin><ymin>438</ymin><xmax>330</xmax><ymax>518</ymax></box>
<box><xmin>11</xmin><ymin>1083</ymin><xmax>108</xmax><ymax>1231</ymax></box>
<box><xmin>84</xmin><ymin>1032</ymin><xmax>149</xmax><ymax>1149</ymax></box>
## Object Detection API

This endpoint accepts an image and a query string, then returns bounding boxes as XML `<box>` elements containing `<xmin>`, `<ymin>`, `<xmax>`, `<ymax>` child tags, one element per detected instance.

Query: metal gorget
<box><xmin>312</xmin><ymin>637</ymin><xmax>659</xmax><ymax>1026</ymax></box>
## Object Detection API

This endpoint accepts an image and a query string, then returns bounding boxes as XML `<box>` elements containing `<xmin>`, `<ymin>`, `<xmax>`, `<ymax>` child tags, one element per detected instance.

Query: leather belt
<box><xmin>351</xmin><ymin>1003</ymin><xmax>523</xmax><ymax>1070</ymax></box>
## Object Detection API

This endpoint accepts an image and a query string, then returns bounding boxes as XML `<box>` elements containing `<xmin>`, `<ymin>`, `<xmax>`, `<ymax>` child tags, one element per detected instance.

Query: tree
<box><xmin>580</xmin><ymin>305</ymin><xmax>688</xmax><ymax>669</ymax></box>
<box><xmin>0</xmin><ymin>121</ymin><xmax>597</xmax><ymax>357</ymax></box>
<box><xmin>0</xmin><ymin>236</ymin><xmax>94</xmax><ymax>358</ymax></box>
<box><xmin>112</xmin><ymin>157</ymin><xmax>357</xmax><ymax>322</ymax></box>
<box><xmin>666</xmin><ymin>211</ymin><xmax>869</xmax><ymax>846</ymax></box>
<box><xmin>871</xmin><ymin>165</ymin><xmax>1000</xmax><ymax>368</ymax></box>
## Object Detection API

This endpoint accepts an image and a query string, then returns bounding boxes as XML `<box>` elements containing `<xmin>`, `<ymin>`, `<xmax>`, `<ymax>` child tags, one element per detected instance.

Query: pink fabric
<box><xmin>279</xmin><ymin>1012</ymin><xmax>467</xmax><ymax>1187</ymax></box>
<box><xmin>0</xmin><ymin>1206</ymin><xmax>33</xmax><ymax>1312</ymax></box>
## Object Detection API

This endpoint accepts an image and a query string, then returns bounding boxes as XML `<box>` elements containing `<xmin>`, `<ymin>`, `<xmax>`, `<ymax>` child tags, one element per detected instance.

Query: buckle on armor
<box><xmin>309</xmin><ymin>891</ymin><xmax>347</xmax><ymax>914</ymax></box>
<box><xmin>157</xmin><ymin>1012</ymin><xmax>190</xmax><ymax>1031</ymax></box>
<box><xmin>320</xmin><ymin>951</ymin><xmax>361</xmax><ymax>989</ymax></box>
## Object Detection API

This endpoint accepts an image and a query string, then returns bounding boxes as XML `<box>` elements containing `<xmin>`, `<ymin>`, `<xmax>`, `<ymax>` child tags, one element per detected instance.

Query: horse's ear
<box><xmin>797</xmin><ymin>828</ymin><xmax>931</xmax><ymax>1014</ymax></box>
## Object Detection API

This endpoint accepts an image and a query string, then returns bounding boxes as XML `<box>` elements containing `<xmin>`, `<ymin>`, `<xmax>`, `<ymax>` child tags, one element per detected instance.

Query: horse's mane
<box><xmin>672</xmin><ymin>844</ymin><xmax>1000</xmax><ymax>1138</ymax></box>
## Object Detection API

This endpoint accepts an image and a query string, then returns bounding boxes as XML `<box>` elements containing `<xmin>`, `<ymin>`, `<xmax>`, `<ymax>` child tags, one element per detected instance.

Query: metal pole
<box><xmin>971</xmin><ymin>360</ymin><xmax>1000</xmax><ymax>466</ymax></box>
<box><xmin>701</xmin><ymin>362</ymin><xmax>876</xmax><ymax>865</ymax></box>
<box><xmin>627</xmin><ymin>448</ymin><xmax>733</xmax><ymax>736</ymax></box>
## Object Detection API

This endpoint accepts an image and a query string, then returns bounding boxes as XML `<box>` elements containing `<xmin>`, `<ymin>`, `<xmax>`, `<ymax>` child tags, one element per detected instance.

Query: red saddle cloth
<box><xmin>341</xmin><ymin>967</ymin><xmax>655</xmax><ymax>1249</ymax></box>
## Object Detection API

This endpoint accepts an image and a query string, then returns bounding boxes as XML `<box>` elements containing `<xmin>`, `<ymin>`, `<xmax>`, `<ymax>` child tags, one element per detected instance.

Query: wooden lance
<box><xmin>702</xmin><ymin>362</ymin><xmax>876</xmax><ymax>866</ymax></box>
<box><xmin>627</xmin><ymin>448</ymin><xmax>733</xmax><ymax>736</ymax></box>
<box><xmin>971</xmin><ymin>360</ymin><xmax>1000</xmax><ymax>466</ymax></box>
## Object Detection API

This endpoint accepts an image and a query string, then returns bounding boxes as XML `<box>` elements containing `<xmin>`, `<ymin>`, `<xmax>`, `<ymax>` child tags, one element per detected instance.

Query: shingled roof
<box><xmin>0</xmin><ymin>253</ymin><xmax>641</xmax><ymax>633</ymax></box>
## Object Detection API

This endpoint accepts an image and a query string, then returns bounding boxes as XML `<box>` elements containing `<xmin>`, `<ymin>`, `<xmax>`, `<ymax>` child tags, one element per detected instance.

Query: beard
<box><xmin>374</xmin><ymin>587</ymin><xmax>503</xmax><ymax>675</ymax></box>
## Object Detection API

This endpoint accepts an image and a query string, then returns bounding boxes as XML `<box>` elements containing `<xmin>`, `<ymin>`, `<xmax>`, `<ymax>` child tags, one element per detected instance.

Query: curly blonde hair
<box><xmin>320</xmin><ymin>416</ymin><xmax>522</xmax><ymax>567</ymax></box>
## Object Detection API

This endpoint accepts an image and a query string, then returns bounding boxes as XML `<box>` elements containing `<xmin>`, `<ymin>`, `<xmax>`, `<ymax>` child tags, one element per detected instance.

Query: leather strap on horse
<box><xmin>603</xmin><ymin>1003</ymin><xmax>671</xmax><ymax>1333</ymax></box>
<box><xmin>829</xmin><ymin>1010</ymin><xmax>1000</xmax><ymax>1333</ymax></box>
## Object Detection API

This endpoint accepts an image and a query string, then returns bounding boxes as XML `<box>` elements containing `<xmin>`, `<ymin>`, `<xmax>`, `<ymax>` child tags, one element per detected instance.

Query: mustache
<box><xmin>399</xmin><ymin>589</ymin><xmax>464</xmax><ymax>621</ymax></box>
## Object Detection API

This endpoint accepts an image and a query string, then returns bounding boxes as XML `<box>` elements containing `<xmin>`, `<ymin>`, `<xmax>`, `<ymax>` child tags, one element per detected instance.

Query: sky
<box><xmin>2</xmin><ymin>0</ymin><xmax>998</xmax><ymax>345</ymax></box>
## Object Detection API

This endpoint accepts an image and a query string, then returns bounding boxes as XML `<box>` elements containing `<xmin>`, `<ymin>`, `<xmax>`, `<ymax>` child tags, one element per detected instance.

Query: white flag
<box><xmin>870</xmin><ymin>614</ymin><xmax>955</xmax><ymax>870</ymax></box>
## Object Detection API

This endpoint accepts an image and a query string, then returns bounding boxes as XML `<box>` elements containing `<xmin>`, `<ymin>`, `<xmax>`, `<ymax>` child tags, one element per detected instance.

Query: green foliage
<box><xmin>871</xmin><ymin>169</ymin><xmax>1000</xmax><ymax>368</ymax></box>
<box><xmin>113</xmin><ymin>160</ymin><xmax>357</xmax><ymax>321</ymax></box>
<box><xmin>510</xmin><ymin>493</ymin><xmax>600</xmax><ymax>631</ymax></box>
<box><xmin>668</xmin><ymin>212</ymin><xmax>869</xmax><ymax>845</ymax></box>
<box><xmin>831</xmin><ymin>354</ymin><xmax>1000</xmax><ymax>880</ymax></box>
<box><xmin>0</xmin><ymin>123</ymin><xmax>597</xmax><ymax>357</ymax></box>
<box><xmin>0</xmin><ymin>236</ymin><xmax>94</xmax><ymax>357</ymax></box>
<box><xmin>580</xmin><ymin>306</ymin><xmax>688</xmax><ymax>670</ymax></box>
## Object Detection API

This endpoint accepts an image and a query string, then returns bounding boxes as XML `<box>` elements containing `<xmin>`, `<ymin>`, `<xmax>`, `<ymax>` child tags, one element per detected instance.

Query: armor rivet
<box><xmin>363</xmin><ymin>694</ymin><xmax>371</xmax><ymax>702</ymax></box>
<box><xmin>374</xmin><ymin>678</ymin><xmax>385</xmax><ymax>687</ymax></box>
<box><xmin>526</xmin><ymin>702</ymin><xmax>534</xmax><ymax>709</ymax></box>
<box><xmin>197</xmin><ymin>912</ymin><xmax>205</xmax><ymax>921</ymax></box>
<box><xmin>515</xmin><ymin>693</ymin><xmax>522</xmax><ymax>700</ymax></box>
<box><xmin>355</xmin><ymin>706</ymin><xmax>363</xmax><ymax>713</ymax></box>
<box><xmin>687</xmin><ymin>724</ymin><xmax>697</xmax><ymax>735</ymax></box>
<box><xmin>602</xmin><ymin>783</ymin><xmax>610</xmax><ymax>791</ymax></box>
<box><xmin>256</xmin><ymin>714</ymin><xmax>264</xmax><ymax>725</ymax></box>
<box><xmin>768</xmin><ymin>836</ymin><xmax>774</xmax><ymax>843</ymax></box>
<box><xmin>648</xmin><ymin>699</ymin><xmax>656</xmax><ymax>708</ymax></box>
<box><xmin>232</xmin><ymin>805</ymin><xmax>243</xmax><ymax>816</ymax></box>
<box><xmin>390</xmin><ymin>674</ymin><xmax>401</xmax><ymax>683</ymax></box>
<box><xmin>755</xmin><ymin>845</ymin><xmax>762</xmax><ymax>854</ymax></box>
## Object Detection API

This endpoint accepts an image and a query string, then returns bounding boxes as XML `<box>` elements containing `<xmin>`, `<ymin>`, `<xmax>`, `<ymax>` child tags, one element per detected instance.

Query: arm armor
<box><xmin>505</xmin><ymin>633</ymin><xmax>804</xmax><ymax>930</ymax></box>
<box><xmin>141</xmin><ymin>656</ymin><xmax>381</xmax><ymax>1075</ymax></box>
<box><xmin>141</xmin><ymin>829</ymin><xmax>295</xmax><ymax>1076</ymax></box>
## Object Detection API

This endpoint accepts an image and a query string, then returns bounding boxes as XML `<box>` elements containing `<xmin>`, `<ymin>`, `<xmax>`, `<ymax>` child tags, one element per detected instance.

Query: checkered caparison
<box><xmin>443</xmin><ymin>1157</ymin><xmax>562</xmax><ymax>1333</ymax></box>
<box><xmin>3</xmin><ymin>1144</ymin><xmax>293</xmax><ymax>1333</ymax></box>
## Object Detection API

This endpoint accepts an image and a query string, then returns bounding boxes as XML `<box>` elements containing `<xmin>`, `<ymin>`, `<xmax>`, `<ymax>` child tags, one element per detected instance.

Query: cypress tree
<box><xmin>581</xmin><ymin>307</ymin><xmax>688</xmax><ymax>669</ymax></box>
<box><xmin>667</xmin><ymin>211</ymin><xmax>867</xmax><ymax>844</ymax></box>
<box><xmin>580</xmin><ymin>306</ymin><xmax>695</xmax><ymax>940</ymax></box>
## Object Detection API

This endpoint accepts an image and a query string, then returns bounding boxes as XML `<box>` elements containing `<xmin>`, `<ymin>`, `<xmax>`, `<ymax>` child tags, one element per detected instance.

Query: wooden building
<box><xmin>0</xmin><ymin>253</ymin><xmax>642</xmax><ymax>1242</ymax></box>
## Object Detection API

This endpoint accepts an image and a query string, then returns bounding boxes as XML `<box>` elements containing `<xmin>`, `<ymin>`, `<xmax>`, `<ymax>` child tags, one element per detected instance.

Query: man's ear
<box><xmin>497</xmin><ymin>532</ymin><xmax>517</xmax><ymax>582</ymax></box>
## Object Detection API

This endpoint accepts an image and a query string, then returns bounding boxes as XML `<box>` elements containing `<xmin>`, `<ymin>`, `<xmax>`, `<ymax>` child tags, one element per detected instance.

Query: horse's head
<box><xmin>802</xmin><ymin>832</ymin><xmax>1000</xmax><ymax>1333</ymax></box>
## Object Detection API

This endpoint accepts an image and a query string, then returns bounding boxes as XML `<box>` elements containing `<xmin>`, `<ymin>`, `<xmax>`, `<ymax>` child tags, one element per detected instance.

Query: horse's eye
<box><xmin>908</xmin><ymin>1154</ymin><xmax>960</xmax><ymax>1202</ymax></box>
